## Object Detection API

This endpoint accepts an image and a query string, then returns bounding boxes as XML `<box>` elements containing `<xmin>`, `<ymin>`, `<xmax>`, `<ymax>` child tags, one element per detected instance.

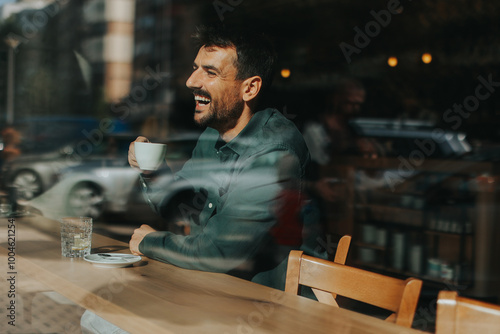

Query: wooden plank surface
<box><xmin>0</xmin><ymin>215</ymin><xmax>426</xmax><ymax>334</ymax></box>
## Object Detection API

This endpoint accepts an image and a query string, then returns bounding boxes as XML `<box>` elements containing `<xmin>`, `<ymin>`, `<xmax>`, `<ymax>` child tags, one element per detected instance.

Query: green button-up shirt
<box><xmin>139</xmin><ymin>108</ymin><xmax>310</xmax><ymax>279</ymax></box>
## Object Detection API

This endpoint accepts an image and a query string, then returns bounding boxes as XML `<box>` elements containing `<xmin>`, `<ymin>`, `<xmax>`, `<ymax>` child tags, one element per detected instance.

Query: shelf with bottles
<box><xmin>354</xmin><ymin>254</ymin><xmax>474</xmax><ymax>289</ymax></box>
<box><xmin>322</xmin><ymin>157</ymin><xmax>498</xmax><ymax>298</ymax></box>
<box><xmin>426</xmin><ymin>204</ymin><xmax>474</xmax><ymax>235</ymax></box>
<box><xmin>353</xmin><ymin>223</ymin><xmax>474</xmax><ymax>288</ymax></box>
<box><xmin>425</xmin><ymin>225</ymin><xmax>474</xmax><ymax>285</ymax></box>
<box><xmin>356</xmin><ymin>229</ymin><xmax>421</xmax><ymax>276</ymax></box>
<box><xmin>353</xmin><ymin>173</ymin><xmax>477</xmax><ymax>234</ymax></box>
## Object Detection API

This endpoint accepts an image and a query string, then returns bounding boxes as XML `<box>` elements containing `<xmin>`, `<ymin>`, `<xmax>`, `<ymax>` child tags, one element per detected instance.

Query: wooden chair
<box><xmin>311</xmin><ymin>235</ymin><xmax>351</xmax><ymax>303</ymax></box>
<box><xmin>285</xmin><ymin>250</ymin><xmax>422</xmax><ymax>328</ymax></box>
<box><xmin>436</xmin><ymin>290</ymin><xmax>500</xmax><ymax>333</ymax></box>
<box><xmin>332</xmin><ymin>235</ymin><xmax>351</xmax><ymax>265</ymax></box>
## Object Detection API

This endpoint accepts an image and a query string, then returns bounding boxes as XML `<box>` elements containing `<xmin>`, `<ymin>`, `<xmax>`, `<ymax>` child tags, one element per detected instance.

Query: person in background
<box><xmin>302</xmin><ymin>77</ymin><xmax>380</xmax><ymax>202</ymax></box>
<box><xmin>300</xmin><ymin>77</ymin><xmax>386</xmax><ymax>251</ymax></box>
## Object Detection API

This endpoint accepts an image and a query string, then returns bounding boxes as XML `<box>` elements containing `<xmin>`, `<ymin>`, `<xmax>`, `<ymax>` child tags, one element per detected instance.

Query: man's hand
<box><xmin>128</xmin><ymin>136</ymin><xmax>150</xmax><ymax>172</ymax></box>
<box><xmin>130</xmin><ymin>224</ymin><xmax>157</xmax><ymax>255</ymax></box>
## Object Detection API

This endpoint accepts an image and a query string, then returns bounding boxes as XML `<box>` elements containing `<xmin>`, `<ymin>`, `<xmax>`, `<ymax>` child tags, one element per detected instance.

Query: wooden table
<box><xmin>0</xmin><ymin>215</ymin><xmax>426</xmax><ymax>334</ymax></box>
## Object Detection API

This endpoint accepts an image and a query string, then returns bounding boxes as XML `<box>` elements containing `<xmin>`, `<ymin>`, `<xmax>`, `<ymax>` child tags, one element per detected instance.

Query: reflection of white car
<box><xmin>22</xmin><ymin>157</ymin><xmax>140</xmax><ymax>220</ymax></box>
<box><xmin>60</xmin><ymin>158</ymin><xmax>142</xmax><ymax>218</ymax></box>
<box><xmin>29</xmin><ymin>134</ymin><xmax>201</xmax><ymax>220</ymax></box>
<box><xmin>2</xmin><ymin>145</ymin><xmax>83</xmax><ymax>200</ymax></box>
<box><xmin>2</xmin><ymin>134</ymin><xmax>137</xmax><ymax>200</ymax></box>
<box><xmin>26</xmin><ymin>156</ymin><xmax>176</xmax><ymax>220</ymax></box>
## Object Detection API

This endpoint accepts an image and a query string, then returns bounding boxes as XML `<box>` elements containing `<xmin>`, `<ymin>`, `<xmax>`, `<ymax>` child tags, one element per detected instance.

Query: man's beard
<box><xmin>195</xmin><ymin>96</ymin><xmax>244</xmax><ymax>132</ymax></box>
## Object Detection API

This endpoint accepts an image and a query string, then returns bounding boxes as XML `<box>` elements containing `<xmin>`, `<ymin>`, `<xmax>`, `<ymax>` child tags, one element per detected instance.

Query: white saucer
<box><xmin>84</xmin><ymin>253</ymin><xmax>142</xmax><ymax>268</ymax></box>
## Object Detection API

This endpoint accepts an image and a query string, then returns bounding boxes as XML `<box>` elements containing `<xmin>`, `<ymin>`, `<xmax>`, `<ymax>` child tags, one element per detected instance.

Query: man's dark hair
<box><xmin>192</xmin><ymin>25</ymin><xmax>277</xmax><ymax>96</ymax></box>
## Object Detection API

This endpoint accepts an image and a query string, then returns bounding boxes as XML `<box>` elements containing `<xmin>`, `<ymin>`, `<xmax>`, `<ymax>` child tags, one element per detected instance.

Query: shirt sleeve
<box><xmin>138</xmin><ymin>149</ymin><xmax>303</xmax><ymax>273</ymax></box>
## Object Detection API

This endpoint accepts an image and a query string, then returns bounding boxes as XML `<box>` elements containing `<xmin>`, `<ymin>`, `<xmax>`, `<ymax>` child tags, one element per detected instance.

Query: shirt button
<box><xmin>208</xmin><ymin>203</ymin><xmax>213</xmax><ymax>209</ymax></box>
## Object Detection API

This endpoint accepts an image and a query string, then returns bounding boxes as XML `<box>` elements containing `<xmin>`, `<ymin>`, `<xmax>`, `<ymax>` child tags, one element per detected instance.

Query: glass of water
<box><xmin>60</xmin><ymin>217</ymin><xmax>92</xmax><ymax>257</ymax></box>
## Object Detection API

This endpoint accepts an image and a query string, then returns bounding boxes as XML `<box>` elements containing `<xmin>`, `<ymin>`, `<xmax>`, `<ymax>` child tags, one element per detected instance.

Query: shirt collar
<box><xmin>215</xmin><ymin>108</ymin><xmax>275</xmax><ymax>155</ymax></box>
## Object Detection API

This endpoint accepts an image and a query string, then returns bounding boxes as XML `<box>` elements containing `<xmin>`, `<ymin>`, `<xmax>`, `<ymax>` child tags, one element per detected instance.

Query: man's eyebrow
<box><xmin>192</xmin><ymin>62</ymin><xmax>221</xmax><ymax>74</ymax></box>
<box><xmin>202</xmin><ymin>64</ymin><xmax>220</xmax><ymax>73</ymax></box>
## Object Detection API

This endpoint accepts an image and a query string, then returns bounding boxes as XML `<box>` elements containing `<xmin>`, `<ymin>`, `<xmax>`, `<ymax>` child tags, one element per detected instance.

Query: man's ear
<box><xmin>241</xmin><ymin>76</ymin><xmax>262</xmax><ymax>102</ymax></box>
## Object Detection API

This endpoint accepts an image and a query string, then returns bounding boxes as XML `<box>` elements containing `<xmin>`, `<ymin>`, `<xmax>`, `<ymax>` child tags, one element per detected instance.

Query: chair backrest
<box><xmin>310</xmin><ymin>235</ymin><xmax>351</xmax><ymax>304</ymax></box>
<box><xmin>285</xmin><ymin>250</ymin><xmax>422</xmax><ymax>328</ymax></box>
<box><xmin>436</xmin><ymin>290</ymin><xmax>500</xmax><ymax>334</ymax></box>
<box><xmin>333</xmin><ymin>235</ymin><xmax>351</xmax><ymax>264</ymax></box>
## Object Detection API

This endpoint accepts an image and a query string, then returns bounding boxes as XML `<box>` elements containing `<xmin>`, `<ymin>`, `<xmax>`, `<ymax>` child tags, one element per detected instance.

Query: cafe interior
<box><xmin>1</xmin><ymin>0</ymin><xmax>500</xmax><ymax>333</ymax></box>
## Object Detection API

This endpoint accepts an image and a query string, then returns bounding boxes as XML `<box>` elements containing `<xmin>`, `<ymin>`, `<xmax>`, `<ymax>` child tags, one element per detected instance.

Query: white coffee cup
<box><xmin>134</xmin><ymin>142</ymin><xmax>167</xmax><ymax>171</ymax></box>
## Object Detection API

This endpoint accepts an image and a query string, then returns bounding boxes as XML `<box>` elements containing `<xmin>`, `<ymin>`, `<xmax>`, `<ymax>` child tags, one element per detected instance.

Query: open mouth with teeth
<box><xmin>194</xmin><ymin>93</ymin><xmax>211</xmax><ymax>108</ymax></box>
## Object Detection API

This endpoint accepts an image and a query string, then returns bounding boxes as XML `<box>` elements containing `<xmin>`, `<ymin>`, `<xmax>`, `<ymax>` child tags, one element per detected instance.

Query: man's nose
<box><xmin>186</xmin><ymin>70</ymin><xmax>201</xmax><ymax>89</ymax></box>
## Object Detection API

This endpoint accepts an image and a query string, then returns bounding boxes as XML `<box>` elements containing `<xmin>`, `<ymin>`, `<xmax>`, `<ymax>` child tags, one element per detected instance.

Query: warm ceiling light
<box><xmin>387</xmin><ymin>57</ymin><xmax>398</xmax><ymax>67</ymax></box>
<box><xmin>281</xmin><ymin>68</ymin><xmax>291</xmax><ymax>78</ymax></box>
<box><xmin>422</xmin><ymin>53</ymin><xmax>432</xmax><ymax>64</ymax></box>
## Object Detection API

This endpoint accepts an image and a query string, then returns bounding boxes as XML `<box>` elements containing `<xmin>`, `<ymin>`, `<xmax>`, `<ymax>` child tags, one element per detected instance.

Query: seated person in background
<box><xmin>128</xmin><ymin>24</ymin><xmax>310</xmax><ymax>282</ymax></box>
<box><xmin>302</xmin><ymin>77</ymin><xmax>381</xmax><ymax>202</ymax></box>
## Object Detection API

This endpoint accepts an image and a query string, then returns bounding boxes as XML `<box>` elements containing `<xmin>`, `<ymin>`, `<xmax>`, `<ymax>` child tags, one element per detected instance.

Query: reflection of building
<box><xmin>0</xmin><ymin>0</ymin><xmax>203</xmax><ymax>133</ymax></box>
<box><xmin>128</xmin><ymin>0</ymin><xmax>202</xmax><ymax>135</ymax></box>
<box><xmin>0</xmin><ymin>0</ymin><xmax>142</xmax><ymax>123</ymax></box>
<box><xmin>130</xmin><ymin>0</ymin><xmax>175</xmax><ymax>135</ymax></box>
<box><xmin>0</xmin><ymin>0</ymin><xmax>88</xmax><ymax>121</ymax></box>
<box><xmin>80</xmin><ymin>0</ymin><xmax>198</xmax><ymax>134</ymax></box>
<box><xmin>81</xmin><ymin>0</ymin><xmax>136</xmax><ymax>103</ymax></box>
